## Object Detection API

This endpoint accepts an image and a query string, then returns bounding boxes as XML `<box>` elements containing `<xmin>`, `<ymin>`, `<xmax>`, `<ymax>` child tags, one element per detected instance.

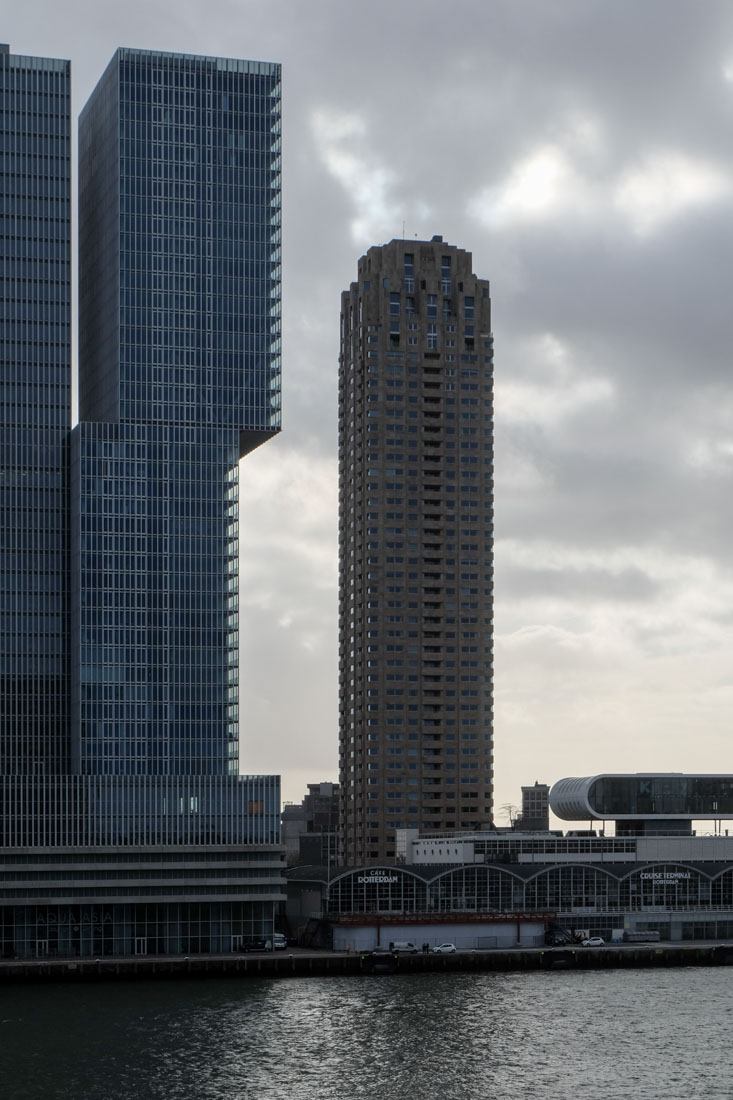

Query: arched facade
<box><xmin>710</xmin><ymin>868</ymin><xmax>733</xmax><ymax>908</ymax></box>
<box><xmin>328</xmin><ymin>867</ymin><xmax>428</xmax><ymax>914</ymax></box>
<box><xmin>428</xmin><ymin>866</ymin><xmax>522</xmax><ymax>912</ymax></box>
<box><xmin>618</xmin><ymin>864</ymin><xmax>710</xmax><ymax>910</ymax></box>
<box><xmin>314</xmin><ymin>858</ymin><xmax>733</xmax><ymax>943</ymax></box>
<box><xmin>523</xmin><ymin>865</ymin><xmax>618</xmax><ymax>913</ymax></box>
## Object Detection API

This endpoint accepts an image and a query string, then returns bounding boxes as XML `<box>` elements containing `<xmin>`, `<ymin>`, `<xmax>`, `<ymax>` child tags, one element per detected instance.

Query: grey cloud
<box><xmin>498</xmin><ymin>562</ymin><xmax>661</xmax><ymax>604</ymax></box>
<box><xmin>7</xmin><ymin>0</ymin><xmax>733</xmax><ymax>807</ymax></box>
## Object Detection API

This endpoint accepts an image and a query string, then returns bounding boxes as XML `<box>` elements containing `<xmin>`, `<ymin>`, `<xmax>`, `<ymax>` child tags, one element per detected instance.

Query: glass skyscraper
<box><xmin>78</xmin><ymin>48</ymin><xmax>281</xmax><ymax>441</ymax></box>
<box><xmin>0</xmin><ymin>45</ymin><xmax>71</xmax><ymax>777</ymax></box>
<box><xmin>73</xmin><ymin>48</ymin><xmax>282</xmax><ymax>778</ymax></box>
<box><xmin>0</xmin><ymin>46</ymin><xmax>284</xmax><ymax>958</ymax></box>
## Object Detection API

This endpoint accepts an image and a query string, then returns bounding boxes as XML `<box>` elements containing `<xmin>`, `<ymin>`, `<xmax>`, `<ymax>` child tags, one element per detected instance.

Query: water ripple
<box><xmin>1</xmin><ymin>968</ymin><xmax>731</xmax><ymax>1099</ymax></box>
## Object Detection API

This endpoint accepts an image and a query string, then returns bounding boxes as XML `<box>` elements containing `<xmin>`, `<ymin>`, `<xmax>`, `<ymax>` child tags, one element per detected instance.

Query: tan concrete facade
<box><xmin>339</xmin><ymin>237</ymin><xmax>494</xmax><ymax>865</ymax></box>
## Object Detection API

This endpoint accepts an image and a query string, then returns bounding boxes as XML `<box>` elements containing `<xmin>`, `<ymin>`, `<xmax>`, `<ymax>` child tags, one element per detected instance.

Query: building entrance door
<box><xmin>231</xmin><ymin>935</ymin><xmax>243</xmax><ymax>952</ymax></box>
<box><xmin>134</xmin><ymin>937</ymin><xmax>147</xmax><ymax>955</ymax></box>
<box><xmin>36</xmin><ymin>939</ymin><xmax>48</xmax><ymax>958</ymax></box>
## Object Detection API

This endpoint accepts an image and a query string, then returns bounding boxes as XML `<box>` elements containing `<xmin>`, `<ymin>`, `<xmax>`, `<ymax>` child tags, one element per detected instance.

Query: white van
<box><xmin>266</xmin><ymin>934</ymin><xmax>287</xmax><ymax>950</ymax></box>
<box><xmin>389</xmin><ymin>941</ymin><xmax>418</xmax><ymax>954</ymax></box>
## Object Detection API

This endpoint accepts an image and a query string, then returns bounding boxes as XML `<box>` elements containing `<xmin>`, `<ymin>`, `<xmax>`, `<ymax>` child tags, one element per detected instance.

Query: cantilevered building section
<box><xmin>73</xmin><ymin>48</ymin><xmax>282</xmax><ymax>778</ymax></box>
<box><xmin>339</xmin><ymin>237</ymin><xmax>494</xmax><ymax>865</ymax></box>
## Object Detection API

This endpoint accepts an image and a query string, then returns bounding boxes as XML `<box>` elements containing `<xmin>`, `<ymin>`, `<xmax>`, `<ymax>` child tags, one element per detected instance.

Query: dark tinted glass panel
<box><xmin>0</xmin><ymin>51</ymin><xmax>71</xmax><ymax>775</ymax></box>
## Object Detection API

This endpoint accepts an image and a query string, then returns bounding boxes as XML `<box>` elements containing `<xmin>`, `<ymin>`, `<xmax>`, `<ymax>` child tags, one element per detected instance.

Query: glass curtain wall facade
<box><xmin>0</xmin><ymin>843</ymin><xmax>285</xmax><ymax>958</ymax></box>
<box><xmin>71</xmin><ymin>423</ymin><xmax>241</xmax><ymax>776</ymax></box>
<box><xmin>4</xmin><ymin>900</ymin><xmax>277</xmax><ymax>959</ymax></box>
<box><xmin>0</xmin><ymin>773</ymin><xmax>280</xmax><ymax>846</ymax></box>
<box><xmin>0</xmin><ymin>46</ymin><xmax>71</xmax><ymax>776</ymax></box>
<box><xmin>78</xmin><ymin>49</ymin><xmax>281</xmax><ymax>443</ymax></box>
<box><xmin>339</xmin><ymin>238</ymin><xmax>494</xmax><ymax>865</ymax></box>
<box><xmin>0</xmin><ymin>46</ymin><xmax>285</xmax><ymax>957</ymax></box>
<box><xmin>74</xmin><ymin>49</ymin><xmax>282</xmax><ymax>778</ymax></box>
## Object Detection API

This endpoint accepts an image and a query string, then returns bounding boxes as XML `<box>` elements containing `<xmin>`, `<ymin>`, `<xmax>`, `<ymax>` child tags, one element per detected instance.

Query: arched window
<box><xmin>428</xmin><ymin>867</ymin><xmax>520</xmax><ymax>912</ymax></box>
<box><xmin>327</xmin><ymin>868</ymin><xmax>427</xmax><ymax>914</ymax></box>
<box><xmin>524</xmin><ymin>866</ymin><xmax>617</xmax><ymax>912</ymax></box>
<box><xmin>619</xmin><ymin>865</ymin><xmax>708</xmax><ymax>910</ymax></box>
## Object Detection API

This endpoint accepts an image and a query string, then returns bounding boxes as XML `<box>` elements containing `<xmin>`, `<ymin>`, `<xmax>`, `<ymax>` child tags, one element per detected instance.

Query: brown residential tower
<box><xmin>339</xmin><ymin>237</ymin><xmax>494</xmax><ymax>865</ymax></box>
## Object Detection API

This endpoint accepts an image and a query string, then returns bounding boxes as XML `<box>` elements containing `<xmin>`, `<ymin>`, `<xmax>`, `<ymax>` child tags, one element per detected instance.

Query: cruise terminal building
<box><xmin>285</xmin><ymin>776</ymin><xmax>733</xmax><ymax>948</ymax></box>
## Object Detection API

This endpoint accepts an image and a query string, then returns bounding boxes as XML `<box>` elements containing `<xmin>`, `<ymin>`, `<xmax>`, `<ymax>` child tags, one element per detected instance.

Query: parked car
<box><xmin>267</xmin><ymin>934</ymin><xmax>287</xmax><ymax>950</ymax></box>
<box><xmin>240</xmin><ymin>939</ymin><xmax>268</xmax><ymax>953</ymax></box>
<box><xmin>431</xmin><ymin>943</ymin><xmax>457</xmax><ymax>954</ymax></box>
<box><xmin>389</xmin><ymin>941</ymin><xmax>419</xmax><ymax>954</ymax></box>
<box><xmin>581</xmin><ymin>937</ymin><xmax>605</xmax><ymax>947</ymax></box>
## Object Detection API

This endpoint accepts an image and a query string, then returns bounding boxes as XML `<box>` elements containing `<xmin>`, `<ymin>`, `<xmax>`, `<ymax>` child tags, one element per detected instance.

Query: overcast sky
<box><xmin>8</xmin><ymin>0</ymin><xmax>733</xmax><ymax>824</ymax></box>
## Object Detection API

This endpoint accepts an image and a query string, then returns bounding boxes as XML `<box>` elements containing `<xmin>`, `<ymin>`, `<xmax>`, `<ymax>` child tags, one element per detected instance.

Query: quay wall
<box><xmin>3</xmin><ymin>944</ymin><xmax>733</xmax><ymax>984</ymax></box>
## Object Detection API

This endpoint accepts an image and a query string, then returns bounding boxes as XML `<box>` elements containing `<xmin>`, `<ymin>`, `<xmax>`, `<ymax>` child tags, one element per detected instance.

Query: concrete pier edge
<box><xmin>2</xmin><ymin>944</ymin><xmax>732</xmax><ymax>984</ymax></box>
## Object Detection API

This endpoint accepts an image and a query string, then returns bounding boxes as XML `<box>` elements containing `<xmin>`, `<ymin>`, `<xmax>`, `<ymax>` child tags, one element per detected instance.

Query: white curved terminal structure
<box><xmin>549</xmin><ymin>776</ymin><xmax>600</xmax><ymax>820</ymax></box>
<box><xmin>550</xmin><ymin>774</ymin><xmax>733</xmax><ymax>821</ymax></box>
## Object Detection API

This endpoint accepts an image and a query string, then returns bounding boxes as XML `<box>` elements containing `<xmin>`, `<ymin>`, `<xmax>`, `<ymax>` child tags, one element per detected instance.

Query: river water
<box><xmin>1</xmin><ymin>968</ymin><xmax>731</xmax><ymax>1099</ymax></box>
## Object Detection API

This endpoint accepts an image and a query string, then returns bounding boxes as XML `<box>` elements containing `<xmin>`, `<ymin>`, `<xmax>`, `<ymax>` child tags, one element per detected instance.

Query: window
<box><xmin>404</xmin><ymin>253</ymin><xmax>414</xmax><ymax>292</ymax></box>
<box><xmin>441</xmin><ymin>255</ymin><xmax>451</xmax><ymax>295</ymax></box>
